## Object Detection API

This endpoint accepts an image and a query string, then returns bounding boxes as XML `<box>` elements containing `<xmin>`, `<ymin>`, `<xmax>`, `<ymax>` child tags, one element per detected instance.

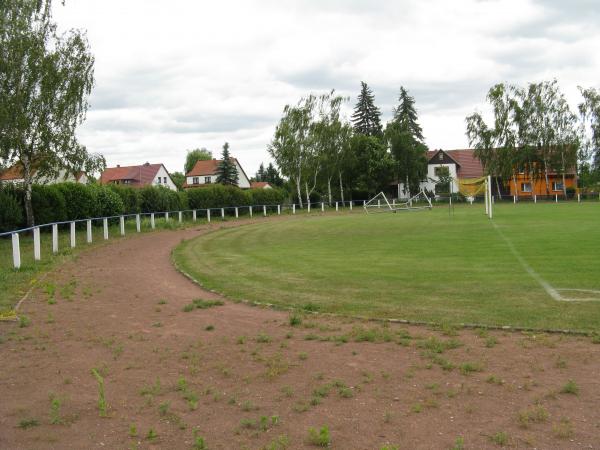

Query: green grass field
<box><xmin>174</xmin><ymin>203</ymin><xmax>600</xmax><ymax>332</ymax></box>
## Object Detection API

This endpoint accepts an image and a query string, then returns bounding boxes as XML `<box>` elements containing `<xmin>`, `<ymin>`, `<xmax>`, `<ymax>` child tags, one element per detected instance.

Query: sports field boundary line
<box><xmin>172</xmin><ymin>253</ymin><xmax>595</xmax><ymax>337</ymax></box>
<box><xmin>491</xmin><ymin>221</ymin><xmax>600</xmax><ymax>303</ymax></box>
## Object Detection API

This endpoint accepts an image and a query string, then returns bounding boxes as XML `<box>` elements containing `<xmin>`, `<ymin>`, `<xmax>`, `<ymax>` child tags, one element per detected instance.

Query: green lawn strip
<box><xmin>173</xmin><ymin>203</ymin><xmax>600</xmax><ymax>331</ymax></box>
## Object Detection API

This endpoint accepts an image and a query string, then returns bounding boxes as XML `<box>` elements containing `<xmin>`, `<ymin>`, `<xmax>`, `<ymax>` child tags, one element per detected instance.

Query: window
<box><xmin>157</xmin><ymin>177</ymin><xmax>161</xmax><ymax>184</ymax></box>
<box><xmin>438</xmin><ymin>152</ymin><xmax>444</xmax><ymax>161</ymax></box>
<box><xmin>434</xmin><ymin>166</ymin><xmax>449</xmax><ymax>177</ymax></box>
<box><xmin>552</xmin><ymin>181</ymin><xmax>564</xmax><ymax>191</ymax></box>
<box><xmin>521</xmin><ymin>182</ymin><xmax>532</xmax><ymax>192</ymax></box>
<box><xmin>205</xmin><ymin>176</ymin><xmax>211</xmax><ymax>184</ymax></box>
<box><xmin>193</xmin><ymin>177</ymin><xmax>199</xmax><ymax>185</ymax></box>
<box><xmin>163</xmin><ymin>177</ymin><xmax>167</xmax><ymax>184</ymax></box>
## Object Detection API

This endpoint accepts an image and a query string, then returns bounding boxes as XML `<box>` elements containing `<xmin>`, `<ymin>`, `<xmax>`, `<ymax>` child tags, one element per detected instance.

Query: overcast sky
<box><xmin>53</xmin><ymin>0</ymin><xmax>600</xmax><ymax>176</ymax></box>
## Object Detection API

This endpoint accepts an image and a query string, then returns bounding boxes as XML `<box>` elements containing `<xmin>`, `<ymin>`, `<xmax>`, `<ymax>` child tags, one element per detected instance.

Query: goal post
<box><xmin>364</xmin><ymin>189</ymin><xmax>432</xmax><ymax>214</ymax></box>
<box><xmin>457</xmin><ymin>175</ymin><xmax>493</xmax><ymax>219</ymax></box>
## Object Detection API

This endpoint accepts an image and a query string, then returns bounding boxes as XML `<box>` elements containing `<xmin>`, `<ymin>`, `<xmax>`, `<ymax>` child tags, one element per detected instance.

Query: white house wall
<box><xmin>154</xmin><ymin>165</ymin><xmax>177</xmax><ymax>191</ymax></box>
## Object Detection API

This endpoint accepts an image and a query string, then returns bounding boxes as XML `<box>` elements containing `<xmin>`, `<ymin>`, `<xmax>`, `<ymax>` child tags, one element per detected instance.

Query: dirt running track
<box><xmin>1</xmin><ymin>218</ymin><xmax>599</xmax><ymax>450</ymax></box>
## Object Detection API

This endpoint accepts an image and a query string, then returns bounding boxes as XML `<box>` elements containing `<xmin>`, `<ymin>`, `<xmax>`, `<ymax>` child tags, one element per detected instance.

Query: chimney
<box><xmin>144</xmin><ymin>162</ymin><xmax>150</xmax><ymax>166</ymax></box>
<box><xmin>116</xmin><ymin>164</ymin><xmax>120</xmax><ymax>167</ymax></box>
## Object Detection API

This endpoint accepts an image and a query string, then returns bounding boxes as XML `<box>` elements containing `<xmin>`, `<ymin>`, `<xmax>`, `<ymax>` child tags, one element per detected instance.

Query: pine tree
<box><xmin>216</xmin><ymin>142</ymin><xmax>239</xmax><ymax>186</ymax></box>
<box><xmin>392</xmin><ymin>87</ymin><xmax>424</xmax><ymax>142</ymax></box>
<box><xmin>351</xmin><ymin>82</ymin><xmax>383</xmax><ymax>137</ymax></box>
<box><xmin>265</xmin><ymin>163</ymin><xmax>283</xmax><ymax>186</ymax></box>
<box><xmin>255</xmin><ymin>163</ymin><xmax>266</xmax><ymax>182</ymax></box>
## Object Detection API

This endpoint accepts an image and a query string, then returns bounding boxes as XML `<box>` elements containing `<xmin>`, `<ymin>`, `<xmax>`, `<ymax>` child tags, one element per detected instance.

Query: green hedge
<box><xmin>0</xmin><ymin>182</ymin><xmax>289</xmax><ymax>232</ymax></box>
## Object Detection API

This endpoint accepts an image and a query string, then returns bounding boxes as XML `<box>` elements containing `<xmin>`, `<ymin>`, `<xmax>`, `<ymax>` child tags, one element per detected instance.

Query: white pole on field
<box><xmin>350</xmin><ymin>201</ymin><xmax>353</xmax><ymax>211</ymax></box>
<box><xmin>292</xmin><ymin>204</ymin><xmax>296</xmax><ymax>215</ymax></box>
<box><xmin>178</xmin><ymin>211</ymin><xmax>182</xmax><ymax>223</ymax></box>
<box><xmin>136</xmin><ymin>214</ymin><xmax>141</xmax><ymax>232</ymax></box>
<box><xmin>555</xmin><ymin>194</ymin><xmax>558</xmax><ymax>203</ymax></box>
<box><xmin>207</xmin><ymin>209</ymin><xmax>211</xmax><ymax>223</ymax></box>
<box><xmin>12</xmin><ymin>233</ymin><xmax>21</xmax><ymax>269</ymax></box>
<box><xmin>120</xmin><ymin>216</ymin><xmax>125</xmax><ymax>236</ymax></box>
<box><xmin>488</xmin><ymin>175</ymin><xmax>493</xmax><ymax>219</ymax></box>
<box><xmin>534</xmin><ymin>194</ymin><xmax>537</xmax><ymax>204</ymax></box>
<box><xmin>249</xmin><ymin>206</ymin><xmax>253</xmax><ymax>218</ymax></box>
<box><xmin>321</xmin><ymin>202</ymin><xmax>324</xmax><ymax>212</ymax></box>
<box><xmin>52</xmin><ymin>223</ymin><xmax>58</xmax><ymax>254</ymax></box>
<box><xmin>307</xmin><ymin>202</ymin><xmax>311</xmax><ymax>213</ymax></box>
<box><xmin>103</xmin><ymin>218</ymin><xmax>109</xmax><ymax>240</ymax></box>
<box><xmin>165</xmin><ymin>212</ymin><xmax>169</xmax><ymax>222</ymax></box>
<box><xmin>335</xmin><ymin>201</ymin><xmax>338</xmax><ymax>211</ymax></box>
<box><xmin>70</xmin><ymin>221</ymin><xmax>76</xmax><ymax>248</ymax></box>
<box><xmin>221</xmin><ymin>208</ymin><xmax>225</xmax><ymax>219</ymax></box>
<box><xmin>578</xmin><ymin>193</ymin><xmax>581</xmax><ymax>203</ymax></box>
<box><xmin>513</xmin><ymin>195</ymin><xmax>516</xmax><ymax>204</ymax></box>
<box><xmin>263</xmin><ymin>205</ymin><xmax>267</xmax><ymax>216</ymax></box>
<box><xmin>235</xmin><ymin>207</ymin><xmax>239</xmax><ymax>218</ymax></box>
<box><xmin>277</xmin><ymin>204</ymin><xmax>281</xmax><ymax>215</ymax></box>
<box><xmin>150</xmin><ymin>213</ymin><xmax>155</xmax><ymax>229</ymax></box>
<box><xmin>87</xmin><ymin>219</ymin><xmax>93</xmax><ymax>243</ymax></box>
<box><xmin>192</xmin><ymin>210</ymin><xmax>197</xmax><ymax>222</ymax></box>
<box><xmin>485</xmin><ymin>179</ymin><xmax>489</xmax><ymax>216</ymax></box>
<box><xmin>33</xmin><ymin>226</ymin><xmax>41</xmax><ymax>260</ymax></box>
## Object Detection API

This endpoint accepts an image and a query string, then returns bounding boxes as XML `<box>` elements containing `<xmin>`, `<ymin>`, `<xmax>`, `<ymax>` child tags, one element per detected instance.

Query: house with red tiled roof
<box><xmin>392</xmin><ymin>149</ymin><xmax>484</xmax><ymax>198</ymax></box>
<box><xmin>183</xmin><ymin>158</ymin><xmax>251</xmax><ymax>189</ymax></box>
<box><xmin>0</xmin><ymin>163</ymin><xmax>88</xmax><ymax>185</ymax></box>
<box><xmin>250</xmin><ymin>181</ymin><xmax>273</xmax><ymax>189</ymax></box>
<box><xmin>99</xmin><ymin>162</ymin><xmax>176</xmax><ymax>190</ymax></box>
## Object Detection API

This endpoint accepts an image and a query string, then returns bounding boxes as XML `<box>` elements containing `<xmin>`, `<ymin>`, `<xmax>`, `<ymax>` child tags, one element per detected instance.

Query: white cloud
<box><xmin>52</xmin><ymin>0</ymin><xmax>600</xmax><ymax>175</ymax></box>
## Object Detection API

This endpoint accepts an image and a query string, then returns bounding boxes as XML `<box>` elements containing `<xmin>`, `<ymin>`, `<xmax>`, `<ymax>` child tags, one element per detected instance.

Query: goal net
<box><xmin>457</xmin><ymin>175</ymin><xmax>493</xmax><ymax>219</ymax></box>
<box><xmin>363</xmin><ymin>189</ymin><xmax>432</xmax><ymax>214</ymax></box>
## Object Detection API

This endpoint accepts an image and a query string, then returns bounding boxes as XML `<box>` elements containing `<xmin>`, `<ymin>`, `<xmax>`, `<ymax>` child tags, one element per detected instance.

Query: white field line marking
<box><xmin>491</xmin><ymin>222</ymin><xmax>600</xmax><ymax>302</ymax></box>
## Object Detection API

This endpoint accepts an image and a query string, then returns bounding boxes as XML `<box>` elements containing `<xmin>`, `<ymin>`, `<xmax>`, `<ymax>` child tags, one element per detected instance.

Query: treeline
<box><xmin>0</xmin><ymin>183</ymin><xmax>287</xmax><ymax>232</ymax></box>
<box><xmin>268</xmin><ymin>83</ymin><xmax>428</xmax><ymax>207</ymax></box>
<box><xmin>467</xmin><ymin>81</ymin><xmax>600</xmax><ymax>195</ymax></box>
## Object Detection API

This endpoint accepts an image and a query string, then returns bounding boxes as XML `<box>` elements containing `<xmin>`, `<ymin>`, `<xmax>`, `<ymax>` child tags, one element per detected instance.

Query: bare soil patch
<box><xmin>1</xmin><ymin>218</ymin><xmax>599</xmax><ymax>449</ymax></box>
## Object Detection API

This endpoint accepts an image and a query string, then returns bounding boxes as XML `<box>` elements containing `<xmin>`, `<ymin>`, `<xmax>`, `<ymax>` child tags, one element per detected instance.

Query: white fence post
<box><xmin>263</xmin><ymin>205</ymin><xmax>267</xmax><ymax>216</ymax></box>
<box><xmin>120</xmin><ymin>216</ymin><xmax>125</xmax><ymax>236</ymax></box>
<box><xmin>377</xmin><ymin>199</ymin><xmax>381</xmax><ymax>208</ymax></box>
<box><xmin>513</xmin><ymin>195</ymin><xmax>517</xmax><ymax>204</ymax></box>
<box><xmin>249</xmin><ymin>206</ymin><xmax>253</xmax><ymax>218</ymax></box>
<box><xmin>207</xmin><ymin>209</ymin><xmax>211</xmax><ymax>223</ymax></box>
<box><xmin>52</xmin><ymin>224</ymin><xmax>58</xmax><ymax>254</ymax></box>
<box><xmin>350</xmin><ymin>201</ymin><xmax>353</xmax><ymax>211</ymax></box>
<box><xmin>12</xmin><ymin>233</ymin><xmax>21</xmax><ymax>269</ymax></box>
<box><xmin>150</xmin><ymin>213</ymin><xmax>155</xmax><ymax>229</ymax></box>
<box><xmin>363</xmin><ymin>200</ymin><xmax>366</xmax><ymax>207</ymax></box>
<box><xmin>308</xmin><ymin>202</ymin><xmax>311</xmax><ymax>213</ymax></box>
<box><xmin>235</xmin><ymin>207</ymin><xmax>239</xmax><ymax>218</ymax></box>
<box><xmin>192</xmin><ymin>210</ymin><xmax>197</xmax><ymax>222</ymax></box>
<box><xmin>335</xmin><ymin>202</ymin><xmax>338</xmax><ymax>211</ymax></box>
<box><xmin>292</xmin><ymin>204</ymin><xmax>296</xmax><ymax>215</ymax></box>
<box><xmin>555</xmin><ymin>194</ymin><xmax>558</xmax><ymax>203</ymax></box>
<box><xmin>70</xmin><ymin>221</ymin><xmax>76</xmax><ymax>248</ymax></box>
<box><xmin>178</xmin><ymin>211</ymin><xmax>182</xmax><ymax>223</ymax></box>
<box><xmin>578</xmin><ymin>193</ymin><xmax>581</xmax><ymax>203</ymax></box>
<box><xmin>87</xmin><ymin>220</ymin><xmax>92</xmax><ymax>243</ymax></box>
<box><xmin>277</xmin><ymin>204</ymin><xmax>281</xmax><ymax>215</ymax></box>
<box><xmin>534</xmin><ymin>195</ymin><xmax>537</xmax><ymax>204</ymax></box>
<box><xmin>165</xmin><ymin>212</ymin><xmax>169</xmax><ymax>222</ymax></box>
<box><xmin>136</xmin><ymin>214</ymin><xmax>141</xmax><ymax>232</ymax></box>
<box><xmin>103</xmin><ymin>218</ymin><xmax>109</xmax><ymax>240</ymax></box>
<box><xmin>221</xmin><ymin>208</ymin><xmax>225</xmax><ymax>219</ymax></box>
<box><xmin>321</xmin><ymin>202</ymin><xmax>324</xmax><ymax>212</ymax></box>
<box><xmin>33</xmin><ymin>226</ymin><xmax>41</xmax><ymax>261</ymax></box>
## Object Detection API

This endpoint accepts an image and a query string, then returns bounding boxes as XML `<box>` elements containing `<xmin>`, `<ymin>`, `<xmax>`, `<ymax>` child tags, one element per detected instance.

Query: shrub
<box><xmin>56</xmin><ymin>182</ymin><xmax>96</xmax><ymax>220</ymax></box>
<box><xmin>187</xmin><ymin>184</ymin><xmax>251</xmax><ymax>210</ymax></box>
<box><xmin>0</xmin><ymin>187</ymin><xmax>24</xmax><ymax>231</ymax></box>
<box><xmin>108</xmin><ymin>185</ymin><xmax>140</xmax><ymax>214</ymax></box>
<box><xmin>248</xmin><ymin>187</ymin><xmax>287</xmax><ymax>206</ymax></box>
<box><xmin>90</xmin><ymin>185</ymin><xmax>125</xmax><ymax>218</ymax></box>
<box><xmin>31</xmin><ymin>185</ymin><xmax>67</xmax><ymax>225</ymax></box>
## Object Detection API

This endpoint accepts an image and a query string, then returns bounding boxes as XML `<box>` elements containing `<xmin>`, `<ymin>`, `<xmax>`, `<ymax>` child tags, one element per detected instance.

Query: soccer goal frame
<box><xmin>363</xmin><ymin>189</ymin><xmax>433</xmax><ymax>214</ymax></box>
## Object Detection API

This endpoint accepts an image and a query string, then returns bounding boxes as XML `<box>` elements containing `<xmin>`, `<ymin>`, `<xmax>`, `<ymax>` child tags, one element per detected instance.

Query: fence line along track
<box><xmin>2</xmin><ymin>192</ymin><xmax>599</xmax><ymax>270</ymax></box>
